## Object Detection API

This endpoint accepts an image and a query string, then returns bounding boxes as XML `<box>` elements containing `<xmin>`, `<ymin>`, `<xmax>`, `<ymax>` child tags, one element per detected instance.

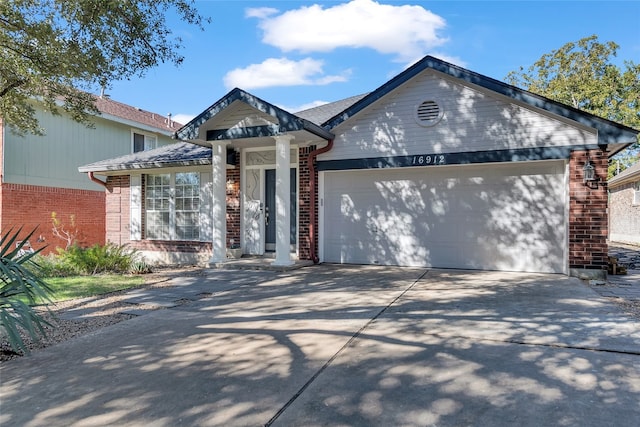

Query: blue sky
<box><xmin>106</xmin><ymin>0</ymin><xmax>640</xmax><ymax>125</ymax></box>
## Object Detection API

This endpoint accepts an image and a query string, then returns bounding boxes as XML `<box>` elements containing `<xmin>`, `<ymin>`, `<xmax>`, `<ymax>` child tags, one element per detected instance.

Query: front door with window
<box><xmin>243</xmin><ymin>148</ymin><xmax>299</xmax><ymax>256</ymax></box>
<box><xmin>264</xmin><ymin>168</ymin><xmax>297</xmax><ymax>252</ymax></box>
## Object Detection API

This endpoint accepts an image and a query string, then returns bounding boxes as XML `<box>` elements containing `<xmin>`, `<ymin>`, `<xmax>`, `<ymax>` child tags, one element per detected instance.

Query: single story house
<box><xmin>79</xmin><ymin>56</ymin><xmax>639</xmax><ymax>278</ymax></box>
<box><xmin>609</xmin><ymin>161</ymin><xmax>640</xmax><ymax>246</ymax></box>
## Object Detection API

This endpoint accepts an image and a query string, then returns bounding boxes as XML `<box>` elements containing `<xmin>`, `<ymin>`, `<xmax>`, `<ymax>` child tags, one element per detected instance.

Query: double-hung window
<box><xmin>145</xmin><ymin>173</ymin><xmax>200</xmax><ymax>240</ymax></box>
<box><xmin>634</xmin><ymin>181</ymin><xmax>640</xmax><ymax>206</ymax></box>
<box><xmin>133</xmin><ymin>132</ymin><xmax>158</xmax><ymax>153</ymax></box>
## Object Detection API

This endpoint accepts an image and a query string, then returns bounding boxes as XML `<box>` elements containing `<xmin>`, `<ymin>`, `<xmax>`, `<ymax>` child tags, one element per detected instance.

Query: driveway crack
<box><xmin>264</xmin><ymin>269</ymin><xmax>430</xmax><ymax>427</ymax></box>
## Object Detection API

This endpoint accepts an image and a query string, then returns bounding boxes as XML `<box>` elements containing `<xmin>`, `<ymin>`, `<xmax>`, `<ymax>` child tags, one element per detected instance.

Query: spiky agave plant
<box><xmin>0</xmin><ymin>228</ymin><xmax>53</xmax><ymax>354</ymax></box>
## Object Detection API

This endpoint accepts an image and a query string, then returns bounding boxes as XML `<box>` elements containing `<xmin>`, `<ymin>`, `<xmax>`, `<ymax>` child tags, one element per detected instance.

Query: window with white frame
<box><xmin>145</xmin><ymin>173</ymin><xmax>200</xmax><ymax>240</ymax></box>
<box><xmin>133</xmin><ymin>131</ymin><xmax>158</xmax><ymax>153</ymax></box>
<box><xmin>634</xmin><ymin>181</ymin><xmax>640</xmax><ymax>206</ymax></box>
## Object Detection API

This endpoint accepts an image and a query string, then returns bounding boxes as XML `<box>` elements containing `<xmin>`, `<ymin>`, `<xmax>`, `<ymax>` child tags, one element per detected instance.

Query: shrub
<box><xmin>28</xmin><ymin>253</ymin><xmax>80</xmax><ymax>278</ymax></box>
<box><xmin>0</xmin><ymin>228</ymin><xmax>54</xmax><ymax>354</ymax></box>
<box><xmin>58</xmin><ymin>243</ymin><xmax>137</xmax><ymax>275</ymax></box>
<box><xmin>129</xmin><ymin>260</ymin><xmax>152</xmax><ymax>275</ymax></box>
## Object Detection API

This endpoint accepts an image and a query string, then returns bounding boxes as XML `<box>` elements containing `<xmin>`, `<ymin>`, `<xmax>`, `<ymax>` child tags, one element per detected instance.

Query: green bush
<box><xmin>28</xmin><ymin>253</ymin><xmax>79</xmax><ymax>278</ymax></box>
<box><xmin>57</xmin><ymin>243</ymin><xmax>138</xmax><ymax>275</ymax></box>
<box><xmin>0</xmin><ymin>228</ymin><xmax>54</xmax><ymax>354</ymax></box>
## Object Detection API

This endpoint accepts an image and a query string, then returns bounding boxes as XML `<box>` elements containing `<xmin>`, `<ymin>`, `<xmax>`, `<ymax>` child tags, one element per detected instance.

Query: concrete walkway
<box><xmin>1</xmin><ymin>266</ymin><xmax>639</xmax><ymax>426</ymax></box>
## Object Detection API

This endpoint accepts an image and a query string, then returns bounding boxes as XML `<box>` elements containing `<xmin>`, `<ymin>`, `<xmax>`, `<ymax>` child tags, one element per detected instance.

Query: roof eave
<box><xmin>79</xmin><ymin>159</ymin><xmax>213</xmax><ymax>175</ymax></box>
<box><xmin>97</xmin><ymin>112</ymin><xmax>176</xmax><ymax>136</ymax></box>
<box><xmin>302</xmin><ymin>119</ymin><xmax>334</xmax><ymax>141</ymax></box>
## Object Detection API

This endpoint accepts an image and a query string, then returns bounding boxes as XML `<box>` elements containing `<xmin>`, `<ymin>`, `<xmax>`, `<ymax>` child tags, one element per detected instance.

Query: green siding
<box><xmin>3</xmin><ymin>108</ymin><xmax>176</xmax><ymax>191</ymax></box>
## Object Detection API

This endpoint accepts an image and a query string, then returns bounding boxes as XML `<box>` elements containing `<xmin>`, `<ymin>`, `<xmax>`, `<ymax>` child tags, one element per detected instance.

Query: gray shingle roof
<box><xmin>79</xmin><ymin>93</ymin><xmax>367</xmax><ymax>174</ymax></box>
<box><xmin>294</xmin><ymin>93</ymin><xmax>368</xmax><ymax>126</ymax></box>
<box><xmin>609</xmin><ymin>160</ymin><xmax>640</xmax><ymax>186</ymax></box>
<box><xmin>78</xmin><ymin>141</ymin><xmax>211</xmax><ymax>173</ymax></box>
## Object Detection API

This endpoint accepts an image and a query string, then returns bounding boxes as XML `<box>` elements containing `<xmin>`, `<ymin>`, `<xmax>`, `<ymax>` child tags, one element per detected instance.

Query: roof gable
<box><xmin>323</xmin><ymin>56</ymin><xmax>638</xmax><ymax>151</ymax></box>
<box><xmin>175</xmin><ymin>88</ymin><xmax>333</xmax><ymax>143</ymax></box>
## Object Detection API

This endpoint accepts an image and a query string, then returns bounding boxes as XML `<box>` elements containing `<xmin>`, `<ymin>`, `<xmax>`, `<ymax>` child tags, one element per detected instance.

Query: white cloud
<box><xmin>280</xmin><ymin>100</ymin><xmax>330</xmax><ymax>113</ymax></box>
<box><xmin>172</xmin><ymin>113</ymin><xmax>195</xmax><ymax>125</ymax></box>
<box><xmin>248</xmin><ymin>0</ymin><xmax>448</xmax><ymax>62</ymax></box>
<box><xmin>245</xmin><ymin>7</ymin><xmax>278</xmax><ymax>19</ymax></box>
<box><xmin>223</xmin><ymin>57</ymin><xmax>350</xmax><ymax>90</ymax></box>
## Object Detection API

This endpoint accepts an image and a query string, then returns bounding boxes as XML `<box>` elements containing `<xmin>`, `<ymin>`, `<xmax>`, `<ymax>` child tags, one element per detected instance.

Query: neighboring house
<box><xmin>0</xmin><ymin>96</ymin><xmax>181</xmax><ymax>252</ymax></box>
<box><xmin>609</xmin><ymin>161</ymin><xmax>640</xmax><ymax>246</ymax></box>
<box><xmin>80</xmin><ymin>56</ymin><xmax>639</xmax><ymax>279</ymax></box>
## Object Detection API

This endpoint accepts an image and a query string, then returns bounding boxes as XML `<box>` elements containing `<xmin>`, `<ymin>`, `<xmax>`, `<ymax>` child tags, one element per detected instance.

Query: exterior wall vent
<box><xmin>415</xmin><ymin>100</ymin><xmax>443</xmax><ymax>127</ymax></box>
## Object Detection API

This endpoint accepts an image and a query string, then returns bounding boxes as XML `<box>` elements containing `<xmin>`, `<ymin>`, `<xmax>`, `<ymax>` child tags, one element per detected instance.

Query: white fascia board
<box><xmin>97</xmin><ymin>112</ymin><xmax>175</xmax><ymax>137</ymax></box>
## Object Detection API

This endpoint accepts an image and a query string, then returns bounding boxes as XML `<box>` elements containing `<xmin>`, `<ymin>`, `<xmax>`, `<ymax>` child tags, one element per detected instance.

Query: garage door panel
<box><xmin>322</xmin><ymin>162</ymin><xmax>566</xmax><ymax>273</ymax></box>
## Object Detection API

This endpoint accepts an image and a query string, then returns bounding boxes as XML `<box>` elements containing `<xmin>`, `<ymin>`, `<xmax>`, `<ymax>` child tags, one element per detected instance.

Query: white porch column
<box><xmin>209</xmin><ymin>141</ymin><xmax>229</xmax><ymax>264</ymax></box>
<box><xmin>272</xmin><ymin>134</ymin><xmax>294</xmax><ymax>266</ymax></box>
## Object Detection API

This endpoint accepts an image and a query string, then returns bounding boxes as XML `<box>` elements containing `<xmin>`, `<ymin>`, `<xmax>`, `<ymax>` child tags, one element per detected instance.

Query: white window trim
<box><xmin>130</xmin><ymin>174</ymin><xmax>142</xmax><ymax>240</ymax></box>
<box><xmin>144</xmin><ymin>172</ymin><xmax>201</xmax><ymax>241</ymax></box>
<box><xmin>633</xmin><ymin>181</ymin><xmax>640</xmax><ymax>206</ymax></box>
<box><xmin>131</xmin><ymin>129</ymin><xmax>158</xmax><ymax>153</ymax></box>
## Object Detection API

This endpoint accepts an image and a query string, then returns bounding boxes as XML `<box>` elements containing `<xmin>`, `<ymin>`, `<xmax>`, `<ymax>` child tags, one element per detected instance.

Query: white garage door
<box><xmin>321</xmin><ymin>161</ymin><xmax>566</xmax><ymax>273</ymax></box>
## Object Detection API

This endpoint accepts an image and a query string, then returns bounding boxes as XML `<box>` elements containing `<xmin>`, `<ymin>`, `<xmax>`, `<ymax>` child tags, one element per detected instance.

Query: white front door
<box><xmin>242</xmin><ymin>148</ymin><xmax>300</xmax><ymax>256</ymax></box>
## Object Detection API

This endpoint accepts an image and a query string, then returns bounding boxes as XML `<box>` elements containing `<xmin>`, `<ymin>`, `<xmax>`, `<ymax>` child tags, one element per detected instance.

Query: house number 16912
<box><xmin>411</xmin><ymin>154</ymin><xmax>446</xmax><ymax>165</ymax></box>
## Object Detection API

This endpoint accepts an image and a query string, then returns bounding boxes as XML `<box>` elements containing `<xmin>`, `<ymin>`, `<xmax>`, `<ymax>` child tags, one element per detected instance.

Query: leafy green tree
<box><xmin>608</xmin><ymin>153</ymin><xmax>640</xmax><ymax>179</ymax></box>
<box><xmin>506</xmin><ymin>35</ymin><xmax>640</xmax><ymax>160</ymax></box>
<box><xmin>0</xmin><ymin>0</ymin><xmax>208</xmax><ymax>135</ymax></box>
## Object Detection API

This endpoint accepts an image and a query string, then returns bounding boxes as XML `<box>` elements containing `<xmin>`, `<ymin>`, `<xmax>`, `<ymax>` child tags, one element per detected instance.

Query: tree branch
<box><xmin>0</xmin><ymin>78</ymin><xmax>26</xmax><ymax>98</ymax></box>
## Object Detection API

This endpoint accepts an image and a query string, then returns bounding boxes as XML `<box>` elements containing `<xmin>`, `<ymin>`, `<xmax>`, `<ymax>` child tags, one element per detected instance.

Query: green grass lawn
<box><xmin>42</xmin><ymin>275</ymin><xmax>146</xmax><ymax>303</ymax></box>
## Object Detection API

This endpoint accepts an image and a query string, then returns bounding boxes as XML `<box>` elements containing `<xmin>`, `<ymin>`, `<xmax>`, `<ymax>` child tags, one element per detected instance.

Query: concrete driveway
<box><xmin>1</xmin><ymin>266</ymin><xmax>639</xmax><ymax>426</ymax></box>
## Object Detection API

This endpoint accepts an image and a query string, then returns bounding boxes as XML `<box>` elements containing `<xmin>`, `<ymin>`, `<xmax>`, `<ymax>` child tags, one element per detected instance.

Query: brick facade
<box><xmin>105</xmin><ymin>175</ymin><xmax>131</xmax><ymax>245</ymax></box>
<box><xmin>568</xmin><ymin>149</ymin><xmax>609</xmax><ymax>275</ymax></box>
<box><xmin>104</xmin><ymin>148</ymin><xmax>317</xmax><ymax>263</ymax></box>
<box><xmin>102</xmin><ymin>147</ymin><xmax>612</xmax><ymax>275</ymax></box>
<box><xmin>226</xmin><ymin>152</ymin><xmax>241</xmax><ymax>248</ymax></box>
<box><xmin>0</xmin><ymin>183</ymin><xmax>105</xmax><ymax>253</ymax></box>
<box><xmin>298</xmin><ymin>146</ymin><xmax>314</xmax><ymax>260</ymax></box>
<box><xmin>609</xmin><ymin>176</ymin><xmax>640</xmax><ymax>246</ymax></box>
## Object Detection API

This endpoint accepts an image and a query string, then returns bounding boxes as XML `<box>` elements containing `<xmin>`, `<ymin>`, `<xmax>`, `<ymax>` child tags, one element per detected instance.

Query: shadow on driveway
<box><xmin>1</xmin><ymin>266</ymin><xmax>639</xmax><ymax>426</ymax></box>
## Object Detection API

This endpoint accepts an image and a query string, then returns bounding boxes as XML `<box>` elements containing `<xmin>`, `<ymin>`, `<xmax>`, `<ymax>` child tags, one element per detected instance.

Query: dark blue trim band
<box><xmin>316</xmin><ymin>146</ymin><xmax>592</xmax><ymax>171</ymax></box>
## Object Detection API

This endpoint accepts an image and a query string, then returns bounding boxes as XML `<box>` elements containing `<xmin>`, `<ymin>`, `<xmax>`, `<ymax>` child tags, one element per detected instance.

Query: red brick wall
<box><xmin>569</xmin><ymin>150</ymin><xmax>608</xmax><ymax>273</ymax></box>
<box><xmin>298</xmin><ymin>146</ymin><xmax>314</xmax><ymax>260</ymax></box>
<box><xmin>226</xmin><ymin>153</ymin><xmax>241</xmax><ymax>248</ymax></box>
<box><xmin>0</xmin><ymin>183</ymin><xmax>105</xmax><ymax>253</ymax></box>
<box><xmin>105</xmin><ymin>175</ymin><xmax>131</xmax><ymax>245</ymax></box>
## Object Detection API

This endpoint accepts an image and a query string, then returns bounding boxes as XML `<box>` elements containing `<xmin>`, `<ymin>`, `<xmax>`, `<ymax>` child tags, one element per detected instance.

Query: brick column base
<box><xmin>568</xmin><ymin>150</ymin><xmax>608</xmax><ymax>279</ymax></box>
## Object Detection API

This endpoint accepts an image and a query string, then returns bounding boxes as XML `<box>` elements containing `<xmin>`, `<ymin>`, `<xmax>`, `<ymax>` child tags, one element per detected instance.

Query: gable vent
<box><xmin>415</xmin><ymin>100</ymin><xmax>443</xmax><ymax>126</ymax></box>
